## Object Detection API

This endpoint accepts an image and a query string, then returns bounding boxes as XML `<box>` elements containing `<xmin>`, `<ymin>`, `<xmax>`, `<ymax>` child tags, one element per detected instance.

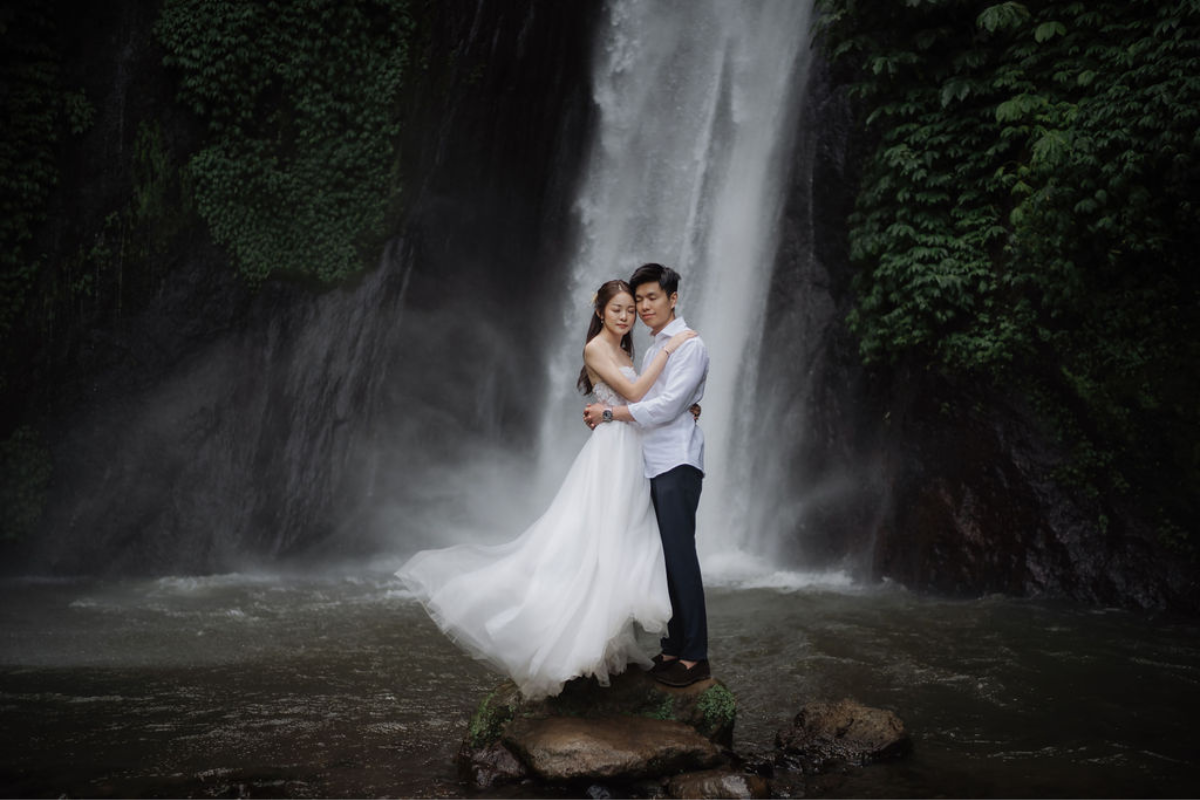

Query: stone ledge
<box><xmin>504</xmin><ymin>715</ymin><xmax>723</xmax><ymax>782</ymax></box>
<box><xmin>775</xmin><ymin>697</ymin><xmax>912</xmax><ymax>770</ymax></box>
<box><xmin>460</xmin><ymin>667</ymin><xmax>738</xmax><ymax>789</ymax></box>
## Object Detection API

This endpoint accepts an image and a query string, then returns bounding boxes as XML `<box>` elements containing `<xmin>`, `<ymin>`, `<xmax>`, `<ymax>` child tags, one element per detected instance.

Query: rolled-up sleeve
<box><xmin>627</xmin><ymin>339</ymin><xmax>708</xmax><ymax>428</ymax></box>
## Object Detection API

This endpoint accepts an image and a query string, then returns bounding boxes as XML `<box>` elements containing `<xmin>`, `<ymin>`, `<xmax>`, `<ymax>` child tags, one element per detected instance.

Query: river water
<box><xmin>2</xmin><ymin>570</ymin><xmax>1197</xmax><ymax>798</ymax></box>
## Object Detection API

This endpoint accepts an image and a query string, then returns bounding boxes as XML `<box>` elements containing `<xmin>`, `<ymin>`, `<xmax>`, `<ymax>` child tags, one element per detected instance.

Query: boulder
<box><xmin>458</xmin><ymin>740</ymin><xmax>528</xmax><ymax>788</ymax></box>
<box><xmin>459</xmin><ymin>667</ymin><xmax>737</xmax><ymax>788</ymax></box>
<box><xmin>504</xmin><ymin>716</ymin><xmax>722</xmax><ymax>782</ymax></box>
<box><xmin>775</xmin><ymin>698</ymin><xmax>911</xmax><ymax>769</ymax></box>
<box><xmin>666</xmin><ymin>768</ymin><xmax>770</xmax><ymax>799</ymax></box>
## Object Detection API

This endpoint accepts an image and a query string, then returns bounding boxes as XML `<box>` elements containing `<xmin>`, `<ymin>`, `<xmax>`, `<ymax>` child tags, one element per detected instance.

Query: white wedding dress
<box><xmin>396</xmin><ymin>367</ymin><xmax>671</xmax><ymax>699</ymax></box>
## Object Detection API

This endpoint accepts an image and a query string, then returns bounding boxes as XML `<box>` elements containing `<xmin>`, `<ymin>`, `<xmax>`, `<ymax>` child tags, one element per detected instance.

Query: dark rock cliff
<box><xmin>869</xmin><ymin>371</ymin><xmax>1198</xmax><ymax>611</ymax></box>
<box><xmin>772</xmin><ymin>53</ymin><xmax>1198</xmax><ymax>612</ymax></box>
<box><xmin>14</xmin><ymin>0</ymin><xmax>598</xmax><ymax>574</ymax></box>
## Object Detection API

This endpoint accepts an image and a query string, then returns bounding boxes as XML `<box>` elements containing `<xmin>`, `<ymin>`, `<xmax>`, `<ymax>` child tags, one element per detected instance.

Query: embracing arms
<box><xmin>583</xmin><ymin>328</ymin><xmax>696</xmax><ymax>402</ymax></box>
<box><xmin>584</xmin><ymin>334</ymin><xmax>707</xmax><ymax>428</ymax></box>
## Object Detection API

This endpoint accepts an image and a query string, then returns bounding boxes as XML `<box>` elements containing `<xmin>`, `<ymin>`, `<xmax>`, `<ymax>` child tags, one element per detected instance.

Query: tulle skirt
<box><xmin>396</xmin><ymin>422</ymin><xmax>670</xmax><ymax>699</ymax></box>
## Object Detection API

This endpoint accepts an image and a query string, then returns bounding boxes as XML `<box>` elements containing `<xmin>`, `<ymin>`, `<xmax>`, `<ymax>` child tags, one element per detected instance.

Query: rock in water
<box><xmin>666</xmin><ymin>768</ymin><xmax>771</xmax><ymax>799</ymax></box>
<box><xmin>458</xmin><ymin>740</ymin><xmax>528</xmax><ymax>788</ymax></box>
<box><xmin>459</xmin><ymin>668</ymin><xmax>738</xmax><ymax>788</ymax></box>
<box><xmin>774</xmin><ymin>698</ymin><xmax>911</xmax><ymax>769</ymax></box>
<box><xmin>504</xmin><ymin>716</ymin><xmax>722</xmax><ymax>782</ymax></box>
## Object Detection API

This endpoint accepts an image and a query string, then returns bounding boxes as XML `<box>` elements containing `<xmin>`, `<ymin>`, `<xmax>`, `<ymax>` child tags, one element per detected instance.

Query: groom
<box><xmin>584</xmin><ymin>263</ymin><xmax>711</xmax><ymax>687</ymax></box>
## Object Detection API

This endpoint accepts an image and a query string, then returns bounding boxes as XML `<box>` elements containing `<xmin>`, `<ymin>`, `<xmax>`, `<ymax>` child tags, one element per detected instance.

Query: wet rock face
<box><xmin>504</xmin><ymin>716</ymin><xmax>722</xmax><ymax>782</ymax></box>
<box><xmin>774</xmin><ymin>698</ymin><xmax>911</xmax><ymax>770</ymax></box>
<box><xmin>866</xmin><ymin>372</ymin><xmax>1200</xmax><ymax>611</ymax></box>
<box><xmin>666</xmin><ymin>768</ymin><xmax>771</xmax><ymax>799</ymax></box>
<box><xmin>460</xmin><ymin>669</ymin><xmax>738</xmax><ymax>790</ymax></box>
<box><xmin>458</xmin><ymin>740</ymin><xmax>528</xmax><ymax>788</ymax></box>
<box><xmin>18</xmin><ymin>1</ymin><xmax>600</xmax><ymax>574</ymax></box>
<box><xmin>758</xmin><ymin>47</ymin><xmax>891</xmax><ymax>575</ymax></box>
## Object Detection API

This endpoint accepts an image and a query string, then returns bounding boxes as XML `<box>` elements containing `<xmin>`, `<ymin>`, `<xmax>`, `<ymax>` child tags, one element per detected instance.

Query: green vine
<box><xmin>155</xmin><ymin>0</ymin><xmax>414</xmax><ymax>284</ymax></box>
<box><xmin>0</xmin><ymin>3</ymin><xmax>95</xmax><ymax>368</ymax></box>
<box><xmin>65</xmin><ymin>120</ymin><xmax>185</xmax><ymax>314</ymax></box>
<box><xmin>817</xmin><ymin>0</ymin><xmax>1200</xmax><ymax>544</ymax></box>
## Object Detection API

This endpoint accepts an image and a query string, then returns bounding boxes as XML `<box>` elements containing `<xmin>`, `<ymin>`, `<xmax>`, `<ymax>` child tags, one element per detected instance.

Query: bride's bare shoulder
<box><xmin>584</xmin><ymin>338</ymin><xmax>613</xmax><ymax>360</ymax></box>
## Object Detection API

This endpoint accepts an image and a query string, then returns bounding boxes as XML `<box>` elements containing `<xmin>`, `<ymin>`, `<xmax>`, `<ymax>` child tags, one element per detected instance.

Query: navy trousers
<box><xmin>650</xmin><ymin>465</ymin><xmax>707</xmax><ymax>661</ymax></box>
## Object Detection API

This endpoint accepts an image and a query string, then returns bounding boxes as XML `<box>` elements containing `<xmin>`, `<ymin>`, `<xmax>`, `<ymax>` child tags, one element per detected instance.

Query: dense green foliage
<box><xmin>0</xmin><ymin>4</ymin><xmax>96</xmax><ymax>529</ymax></box>
<box><xmin>156</xmin><ymin>0</ymin><xmax>413</xmax><ymax>283</ymax></box>
<box><xmin>817</xmin><ymin>1</ymin><xmax>1200</xmax><ymax>536</ymax></box>
<box><xmin>1</xmin><ymin>1</ymin><xmax>416</xmax><ymax>544</ymax></box>
<box><xmin>60</xmin><ymin>118</ymin><xmax>189</xmax><ymax>328</ymax></box>
<box><xmin>0</xmin><ymin>4</ymin><xmax>93</xmax><ymax>373</ymax></box>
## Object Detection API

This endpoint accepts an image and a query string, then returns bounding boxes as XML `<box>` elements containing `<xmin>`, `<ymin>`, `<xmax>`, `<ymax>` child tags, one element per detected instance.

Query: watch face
<box><xmin>603</xmin><ymin>409</ymin><xmax>613</xmax><ymax>422</ymax></box>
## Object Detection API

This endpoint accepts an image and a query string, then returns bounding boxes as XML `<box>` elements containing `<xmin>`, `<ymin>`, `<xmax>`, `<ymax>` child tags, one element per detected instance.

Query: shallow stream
<box><xmin>2</xmin><ymin>570</ymin><xmax>1197</xmax><ymax>797</ymax></box>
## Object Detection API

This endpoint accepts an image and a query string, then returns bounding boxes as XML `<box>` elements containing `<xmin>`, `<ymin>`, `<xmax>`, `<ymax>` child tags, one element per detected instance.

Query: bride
<box><xmin>396</xmin><ymin>279</ymin><xmax>696</xmax><ymax>699</ymax></box>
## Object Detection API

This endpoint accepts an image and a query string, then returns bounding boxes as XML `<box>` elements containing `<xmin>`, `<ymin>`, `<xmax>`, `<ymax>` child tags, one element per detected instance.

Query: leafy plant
<box><xmin>816</xmin><ymin>0</ymin><xmax>1200</xmax><ymax>542</ymax></box>
<box><xmin>155</xmin><ymin>0</ymin><xmax>414</xmax><ymax>283</ymax></box>
<box><xmin>0</xmin><ymin>3</ymin><xmax>95</xmax><ymax>350</ymax></box>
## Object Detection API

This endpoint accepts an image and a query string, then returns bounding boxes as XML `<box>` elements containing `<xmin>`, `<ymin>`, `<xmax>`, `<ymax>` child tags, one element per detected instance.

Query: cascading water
<box><xmin>535</xmin><ymin>0</ymin><xmax>824</xmax><ymax>582</ymax></box>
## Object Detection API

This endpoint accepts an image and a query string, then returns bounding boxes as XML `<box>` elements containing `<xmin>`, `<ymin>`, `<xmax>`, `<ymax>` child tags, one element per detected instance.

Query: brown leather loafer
<box><xmin>650</xmin><ymin>653</ymin><xmax>679</xmax><ymax>673</ymax></box>
<box><xmin>653</xmin><ymin>658</ymin><xmax>711</xmax><ymax>687</ymax></box>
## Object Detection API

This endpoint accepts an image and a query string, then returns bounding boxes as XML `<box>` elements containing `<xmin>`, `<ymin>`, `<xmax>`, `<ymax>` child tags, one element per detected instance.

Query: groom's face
<box><xmin>634</xmin><ymin>282</ymin><xmax>677</xmax><ymax>335</ymax></box>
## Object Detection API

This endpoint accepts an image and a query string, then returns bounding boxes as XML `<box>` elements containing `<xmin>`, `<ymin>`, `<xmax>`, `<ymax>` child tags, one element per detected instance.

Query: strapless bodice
<box><xmin>593</xmin><ymin>365</ymin><xmax>637</xmax><ymax>406</ymax></box>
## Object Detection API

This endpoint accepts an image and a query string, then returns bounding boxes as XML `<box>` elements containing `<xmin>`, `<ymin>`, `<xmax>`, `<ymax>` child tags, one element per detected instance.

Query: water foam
<box><xmin>702</xmin><ymin>550</ymin><xmax>856</xmax><ymax>592</ymax></box>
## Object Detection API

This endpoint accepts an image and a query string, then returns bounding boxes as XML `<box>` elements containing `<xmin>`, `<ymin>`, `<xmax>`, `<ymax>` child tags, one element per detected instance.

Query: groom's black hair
<box><xmin>629</xmin><ymin>263</ymin><xmax>680</xmax><ymax>296</ymax></box>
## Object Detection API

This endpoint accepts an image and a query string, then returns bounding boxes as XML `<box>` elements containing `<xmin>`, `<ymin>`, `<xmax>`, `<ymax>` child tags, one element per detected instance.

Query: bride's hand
<box><xmin>665</xmin><ymin>329</ymin><xmax>698</xmax><ymax>354</ymax></box>
<box><xmin>583</xmin><ymin>403</ymin><xmax>607</xmax><ymax>429</ymax></box>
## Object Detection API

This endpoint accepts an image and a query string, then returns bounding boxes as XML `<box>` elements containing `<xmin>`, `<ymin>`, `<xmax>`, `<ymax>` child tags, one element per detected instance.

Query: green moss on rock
<box><xmin>642</xmin><ymin>693</ymin><xmax>676</xmax><ymax>721</ymax></box>
<box><xmin>467</xmin><ymin>684</ymin><xmax>519</xmax><ymax>749</ymax></box>
<box><xmin>461</xmin><ymin>670</ymin><xmax>738</xmax><ymax>757</ymax></box>
<box><xmin>695</xmin><ymin>682</ymin><xmax>737</xmax><ymax>740</ymax></box>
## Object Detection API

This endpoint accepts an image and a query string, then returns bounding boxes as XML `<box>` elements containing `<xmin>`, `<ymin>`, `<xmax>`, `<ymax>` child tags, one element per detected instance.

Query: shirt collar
<box><xmin>654</xmin><ymin>316</ymin><xmax>688</xmax><ymax>340</ymax></box>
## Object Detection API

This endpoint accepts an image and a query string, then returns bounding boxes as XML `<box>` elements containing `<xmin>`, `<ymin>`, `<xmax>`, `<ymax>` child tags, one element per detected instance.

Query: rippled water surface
<box><xmin>2</xmin><ymin>571</ymin><xmax>1198</xmax><ymax>798</ymax></box>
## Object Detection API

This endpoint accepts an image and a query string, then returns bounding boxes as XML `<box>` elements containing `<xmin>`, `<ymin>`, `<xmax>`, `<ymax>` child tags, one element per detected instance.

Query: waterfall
<box><xmin>535</xmin><ymin>0</ymin><xmax>818</xmax><ymax>580</ymax></box>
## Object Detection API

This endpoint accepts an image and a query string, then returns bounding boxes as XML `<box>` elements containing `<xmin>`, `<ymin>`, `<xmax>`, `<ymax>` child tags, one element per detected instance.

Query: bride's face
<box><xmin>601</xmin><ymin>292</ymin><xmax>637</xmax><ymax>336</ymax></box>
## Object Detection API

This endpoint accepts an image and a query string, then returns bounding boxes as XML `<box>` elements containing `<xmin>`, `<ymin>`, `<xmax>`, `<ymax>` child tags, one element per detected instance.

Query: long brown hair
<box><xmin>577</xmin><ymin>279</ymin><xmax>635</xmax><ymax>394</ymax></box>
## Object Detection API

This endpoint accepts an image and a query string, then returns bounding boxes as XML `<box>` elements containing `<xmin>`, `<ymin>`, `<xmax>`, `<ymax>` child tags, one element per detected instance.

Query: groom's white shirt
<box><xmin>628</xmin><ymin>316</ymin><xmax>709</xmax><ymax>479</ymax></box>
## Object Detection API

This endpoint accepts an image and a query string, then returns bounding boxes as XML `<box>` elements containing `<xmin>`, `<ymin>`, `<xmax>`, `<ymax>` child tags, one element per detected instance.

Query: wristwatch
<box><xmin>602</xmin><ymin>408</ymin><xmax>613</xmax><ymax>423</ymax></box>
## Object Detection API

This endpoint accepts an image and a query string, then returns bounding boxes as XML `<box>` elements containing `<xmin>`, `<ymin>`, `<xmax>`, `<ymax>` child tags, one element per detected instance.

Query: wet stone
<box><xmin>458</xmin><ymin>740</ymin><xmax>528</xmax><ymax>788</ymax></box>
<box><xmin>503</xmin><ymin>715</ymin><xmax>723</xmax><ymax>782</ymax></box>
<box><xmin>459</xmin><ymin>668</ymin><xmax>737</xmax><ymax>787</ymax></box>
<box><xmin>774</xmin><ymin>698</ymin><xmax>911</xmax><ymax>770</ymax></box>
<box><xmin>666</xmin><ymin>768</ymin><xmax>771</xmax><ymax>799</ymax></box>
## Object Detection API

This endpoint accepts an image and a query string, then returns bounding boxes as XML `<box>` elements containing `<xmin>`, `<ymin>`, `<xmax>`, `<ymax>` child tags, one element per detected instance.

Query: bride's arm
<box><xmin>584</xmin><ymin>330</ymin><xmax>696</xmax><ymax>401</ymax></box>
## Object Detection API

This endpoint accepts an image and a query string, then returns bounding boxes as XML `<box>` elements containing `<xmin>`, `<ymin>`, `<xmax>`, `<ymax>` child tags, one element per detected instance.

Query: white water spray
<box><xmin>536</xmin><ymin>0</ymin><xmax>818</xmax><ymax>579</ymax></box>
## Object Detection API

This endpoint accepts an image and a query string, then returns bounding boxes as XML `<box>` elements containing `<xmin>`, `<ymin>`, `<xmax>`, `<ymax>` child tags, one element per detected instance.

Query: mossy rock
<box><xmin>694</xmin><ymin>682</ymin><xmax>737</xmax><ymax>744</ymax></box>
<box><xmin>466</xmin><ymin>684</ymin><xmax>521</xmax><ymax>750</ymax></box>
<box><xmin>462</xmin><ymin>668</ymin><xmax>736</xmax><ymax>752</ymax></box>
